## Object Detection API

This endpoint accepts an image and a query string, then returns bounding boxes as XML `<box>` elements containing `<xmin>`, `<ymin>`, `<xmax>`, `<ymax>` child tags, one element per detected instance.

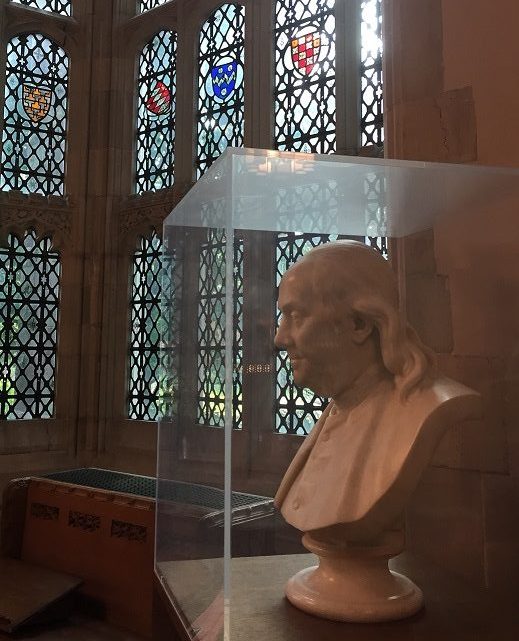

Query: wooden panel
<box><xmin>20</xmin><ymin>479</ymin><xmax>155</xmax><ymax>638</ymax></box>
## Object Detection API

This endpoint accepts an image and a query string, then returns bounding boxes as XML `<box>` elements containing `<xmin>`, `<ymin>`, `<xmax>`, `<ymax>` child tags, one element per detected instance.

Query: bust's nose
<box><xmin>274</xmin><ymin>318</ymin><xmax>291</xmax><ymax>350</ymax></box>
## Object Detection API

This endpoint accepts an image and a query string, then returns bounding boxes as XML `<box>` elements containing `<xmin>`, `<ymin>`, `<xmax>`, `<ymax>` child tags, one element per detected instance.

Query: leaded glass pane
<box><xmin>361</xmin><ymin>0</ymin><xmax>383</xmax><ymax>146</ymax></box>
<box><xmin>196</xmin><ymin>229</ymin><xmax>243</xmax><ymax>429</ymax></box>
<box><xmin>128</xmin><ymin>232</ymin><xmax>172</xmax><ymax>420</ymax></box>
<box><xmin>276</xmin><ymin>232</ymin><xmax>344</xmax><ymax>435</ymax></box>
<box><xmin>1</xmin><ymin>33</ymin><xmax>69</xmax><ymax>196</ymax></box>
<box><xmin>274</xmin><ymin>181</ymin><xmax>341</xmax><ymax>435</ymax></box>
<box><xmin>0</xmin><ymin>230</ymin><xmax>61</xmax><ymax>420</ymax></box>
<box><xmin>274</xmin><ymin>0</ymin><xmax>336</xmax><ymax>153</ymax></box>
<box><xmin>274</xmin><ymin>176</ymin><xmax>386</xmax><ymax>435</ymax></box>
<box><xmin>138</xmin><ymin>0</ymin><xmax>169</xmax><ymax>13</ymax></box>
<box><xmin>365</xmin><ymin>171</ymin><xmax>387</xmax><ymax>256</ymax></box>
<box><xmin>196</xmin><ymin>3</ymin><xmax>245</xmax><ymax>178</ymax></box>
<box><xmin>9</xmin><ymin>0</ymin><xmax>71</xmax><ymax>16</ymax></box>
<box><xmin>135</xmin><ymin>31</ymin><xmax>177</xmax><ymax>194</ymax></box>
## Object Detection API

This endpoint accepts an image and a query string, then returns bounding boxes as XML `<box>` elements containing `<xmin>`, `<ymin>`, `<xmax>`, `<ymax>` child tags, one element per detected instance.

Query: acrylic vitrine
<box><xmin>156</xmin><ymin>148</ymin><xmax>519</xmax><ymax>640</ymax></box>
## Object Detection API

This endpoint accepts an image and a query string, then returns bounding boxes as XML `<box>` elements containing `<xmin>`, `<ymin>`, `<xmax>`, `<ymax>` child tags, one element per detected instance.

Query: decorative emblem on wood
<box><xmin>30</xmin><ymin>502</ymin><xmax>59</xmax><ymax>520</ymax></box>
<box><xmin>110</xmin><ymin>519</ymin><xmax>147</xmax><ymax>543</ymax></box>
<box><xmin>68</xmin><ymin>510</ymin><xmax>101</xmax><ymax>532</ymax></box>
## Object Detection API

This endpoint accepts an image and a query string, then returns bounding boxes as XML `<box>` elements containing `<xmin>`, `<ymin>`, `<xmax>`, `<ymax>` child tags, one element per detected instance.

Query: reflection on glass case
<box><xmin>157</xmin><ymin>148</ymin><xmax>519</xmax><ymax>639</ymax></box>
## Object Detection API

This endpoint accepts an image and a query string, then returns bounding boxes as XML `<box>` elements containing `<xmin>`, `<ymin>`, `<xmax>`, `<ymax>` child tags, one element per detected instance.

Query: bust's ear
<box><xmin>351</xmin><ymin>313</ymin><xmax>375</xmax><ymax>344</ymax></box>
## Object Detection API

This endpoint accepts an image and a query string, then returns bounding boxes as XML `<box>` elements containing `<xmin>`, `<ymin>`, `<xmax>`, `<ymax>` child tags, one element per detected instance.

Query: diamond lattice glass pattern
<box><xmin>364</xmin><ymin>171</ymin><xmax>388</xmax><ymax>255</ymax></box>
<box><xmin>0</xmin><ymin>230</ymin><xmax>61</xmax><ymax>420</ymax></box>
<box><xmin>196</xmin><ymin>228</ymin><xmax>243</xmax><ymax>429</ymax></box>
<box><xmin>10</xmin><ymin>0</ymin><xmax>71</xmax><ymax>15</ymax></box>
<box><xmin>274</xmin><ymin>178</ymin><xmax>386</xmax><ymax>435</ymax></box>
<box><xmin>135</xmin><ymin>30</ymin><xmax>177</xmax><ymax>193</ymax></box>
<box><xmin>128</xmin><ymin>232</ymin><xmax>172</xmax><ymax>420</ymax></box>
<box><xmin>1</xmin><ymin>33</ymin><xmax>68</xmax><ymax>195</ymax></box>
<box><xmin>274</xmin><ymin>0</ymin><xmax>336</xmax><ymax>153</ymax></box>
<box><xmin>196</xmin><ymin>3</ymin><xmax>245</xmax><ymax>178</ymax></box>
<box><xmin>138</xmin><ymin>0</ymin><xmax>169</xmax><ymax>12</ymax></box>
<box><xmin>361</xmin><ymin>0</ymin><xmax>383</xmax><ymax>146</ymax></box>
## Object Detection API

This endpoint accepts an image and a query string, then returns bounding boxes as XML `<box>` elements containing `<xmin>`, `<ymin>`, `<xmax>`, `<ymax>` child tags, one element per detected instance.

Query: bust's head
<box><xmin>274</xmin><ymin>241</ymin><xmax>435</xmax><ymax>400</ymax></box>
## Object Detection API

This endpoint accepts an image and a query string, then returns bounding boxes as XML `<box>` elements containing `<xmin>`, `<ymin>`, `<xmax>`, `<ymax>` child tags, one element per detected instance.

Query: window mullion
<box><xmin>335</xmin><ymin>0</ymin><xmax>362</xmax><ymax>155</ymax></box>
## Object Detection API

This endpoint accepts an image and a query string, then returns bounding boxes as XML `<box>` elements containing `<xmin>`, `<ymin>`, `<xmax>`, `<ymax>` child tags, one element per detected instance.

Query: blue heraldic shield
<box><xmin>211</xmin><ymin>61</ymin><xmax>238</xmax><ymax>100</ymax></box>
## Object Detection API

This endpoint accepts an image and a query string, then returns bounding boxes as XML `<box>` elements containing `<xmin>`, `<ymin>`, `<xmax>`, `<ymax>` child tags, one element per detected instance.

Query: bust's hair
<box><xmin>298</xmin><ymin>240</ymin><xmax>436</xmax><ymax>399</ymax></box>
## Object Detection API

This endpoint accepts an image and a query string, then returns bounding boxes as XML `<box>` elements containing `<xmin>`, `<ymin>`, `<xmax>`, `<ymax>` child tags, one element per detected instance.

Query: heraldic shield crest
<box><xmin>146</xmin><ymin>81</ymin><xmax>171</xmax><ymax>116</ymax></box>
<box><xmin>211</xmin><ymin>60</ymin><xmax>238</xmax><ymax>100</ymax></box>
<box><xmin>291</xmin><ymin>31</ymin><xmax>321</xmax><ymax>76</ymax></box>
<box><xmin>22</xmin><ymin>84</ymin><xmax>52</xmax><ymax>122</ymax></box>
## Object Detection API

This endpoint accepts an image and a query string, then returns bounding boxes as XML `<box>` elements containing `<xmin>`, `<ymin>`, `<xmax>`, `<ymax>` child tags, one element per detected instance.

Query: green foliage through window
<box><xmin>128</xmin><ymin>232</ymin><xmax>172</xmax><ymax>420</ymax></box>
<box><xmin>0</xmin><ymin>230</ymin><xmax>61</xmax><ymax>420</ymax></box>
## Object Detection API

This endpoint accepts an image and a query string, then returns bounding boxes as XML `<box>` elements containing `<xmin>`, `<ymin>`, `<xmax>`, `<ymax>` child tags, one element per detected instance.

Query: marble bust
<box><xmin>273</xmin><ymin>240</ymin><xmax>481</xmax><ymax>622</ymax></box>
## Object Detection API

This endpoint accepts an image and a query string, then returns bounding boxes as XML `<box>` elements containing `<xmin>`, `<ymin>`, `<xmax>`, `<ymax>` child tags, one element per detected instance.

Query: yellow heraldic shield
<box><xmin>22</xmin><ymin>84</ymin><xmax>52</xmax><ymax>122</ymax></box>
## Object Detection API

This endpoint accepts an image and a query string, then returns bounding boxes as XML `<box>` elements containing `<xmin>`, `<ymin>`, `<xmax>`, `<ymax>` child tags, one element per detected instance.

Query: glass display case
<box><xmin>156</xmin><ymin>148</ymin><xmax>519</xmax><ymax>640</ymax></box>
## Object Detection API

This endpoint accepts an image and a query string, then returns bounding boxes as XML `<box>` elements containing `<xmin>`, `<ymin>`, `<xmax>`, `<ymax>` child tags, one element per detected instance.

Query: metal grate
<box><xmin>0</xmin><ymin>231</ymin><xmax>61</xmax><ymax>420</ymax></box>
<box><xmin>44</xmin><ymin>468</ymin><xmax>270</xmax><ymax>511</ymax></box>
<box><xmin>1</xmin><ymin>33</ymin><xmax>68</xmax><ymax>195</ymax></box>
<box><xmin>10</xmin><ymin>0</ymin><xmax>72</xmax><ymax>15</ymax></box>
<box><xmin>360</xmin><ymin>0</ymin><xmax>384</xmax><ymax>147</ymax></box>
<box><xmin>274</xmin><ymin>0</ymin><xmax>336</xmax><ymax>154</ymax></box>
<box><xmin>135</xmin><ymin>30</ymin><xmax>177</xmax><ymax>193</ymax></box>
<box><xmin>196</xmin><ymin>3</ymin><xmax>245</xmax><ymax>178</ymax></box>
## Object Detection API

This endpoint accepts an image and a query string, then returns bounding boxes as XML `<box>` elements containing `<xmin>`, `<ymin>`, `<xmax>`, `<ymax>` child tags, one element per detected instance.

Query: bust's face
<box><xmin>274</xmin><ymin>262</ymin><xmax>358</xmax><ymax>398</ymax></box>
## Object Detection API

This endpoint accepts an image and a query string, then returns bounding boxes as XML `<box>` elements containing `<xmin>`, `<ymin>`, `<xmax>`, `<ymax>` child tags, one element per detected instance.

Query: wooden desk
<box><xmin>155</xmin><ymin>553</ymin><xmax>517</xmax><ymax>641</ymax></box>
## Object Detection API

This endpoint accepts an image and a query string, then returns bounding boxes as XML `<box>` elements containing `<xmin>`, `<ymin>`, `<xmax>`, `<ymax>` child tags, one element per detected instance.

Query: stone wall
<box><xmin>385</xmin><ymin>0</ymin><xmax>519</xmax><ymax>589</ymax></box>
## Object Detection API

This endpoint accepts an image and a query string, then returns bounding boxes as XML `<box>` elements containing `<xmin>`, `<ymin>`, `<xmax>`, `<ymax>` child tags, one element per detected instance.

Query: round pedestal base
<box><xmin>285</xmin><ymin>533</ymin><xmax>424</xmax><ymax>623</ymax></box>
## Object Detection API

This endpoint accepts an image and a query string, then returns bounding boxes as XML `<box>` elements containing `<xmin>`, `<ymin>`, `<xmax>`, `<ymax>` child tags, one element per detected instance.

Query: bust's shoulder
<box><xmin>400</xmin><ymin>376</ymin><xmax>481</xmax><ymax>425</ymax></box>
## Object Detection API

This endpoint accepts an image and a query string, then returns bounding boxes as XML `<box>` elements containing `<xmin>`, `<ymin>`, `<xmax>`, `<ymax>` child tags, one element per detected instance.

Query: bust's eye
<box><xmin>290</xmin><ymin>310</ymin><xmax>303</xmax><ymax>323</ymax></box>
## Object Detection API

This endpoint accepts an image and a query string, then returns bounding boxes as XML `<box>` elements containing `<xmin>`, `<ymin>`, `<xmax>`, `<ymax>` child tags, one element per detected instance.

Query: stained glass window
<box><xmin>135</xmin><ymin>30</ymin><xmax>177</xmax><ymax>193</ymax></box>
<box><xmin>273</xmin><ymin>2</ymin><xmax>385</xmax><ymax>435</ymax></box>
<box><xmin>196</xmin><ymin>229</ymin><xmax>243</xmax><ymax>428</ymax></box>
<box><xmin>1</xmin><ymin>33</ymin><xmax>68</xmax><ymax>196</ymax></box>
<box><xmin>361</xmin><ymin>0</ymin><xmax>384</xmax><ymax>146</ymax></box>
<box><xmin>10</xmin><ymin>0</ymin><xmax>72</xmax><ymax>16</ymax></box>
<box><xmin>274</xmin><ymin>0</ymin><xmax>336</xmax><ymax>153</ymax></box>
<box><xmin>276</xmin><ymin>232</ymin><xmax>344</xmax><ymax>435</ymax></box>
<box><xmin>0</xmin><ymin>230</ymin><xmax>61</xmax><ymax>420</ymax></box>
<box><xmin>128</xmin><ymin>232</ymin><xmax>171</xmax><ymax>420</ymax></box>
<box><xmin>274</xmin><ymin>180</ymin><xmax>350</xmax><ymax>435</ymax></box>
<box><xmin>138</xmin><ymin>0</ymin><xmax>169</xmax><ymax>13</ymax></box>
<box><xmin>196</xmin><ymin>3</ymin><xmax>245</xmax><ymax>178</ymax></box>
<box><xmin>274</xmin><ymin>177</ymin><xmax>386</xmax><ymax>435</ymax></box>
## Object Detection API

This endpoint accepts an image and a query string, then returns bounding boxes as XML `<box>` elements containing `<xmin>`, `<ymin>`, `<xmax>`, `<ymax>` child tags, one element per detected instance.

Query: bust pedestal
<box><xmin>285</xmin><ymin>530</ymin><xmax>423</xmax><ymax>622</ymax></box>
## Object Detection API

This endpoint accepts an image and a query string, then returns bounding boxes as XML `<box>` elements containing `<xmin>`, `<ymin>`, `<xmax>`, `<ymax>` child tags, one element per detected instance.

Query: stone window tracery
<box><xmin>1</xmin><ymin>33</ymin><xmax>69</xmax><ymax>196</ymax></box>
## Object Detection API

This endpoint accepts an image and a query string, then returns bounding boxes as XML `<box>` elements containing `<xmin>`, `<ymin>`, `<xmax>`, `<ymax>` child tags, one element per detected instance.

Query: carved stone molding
<box><xmin>118</xmin><ymin>182</ymin><xmax>192</xmax><ymax>247</ymax></box>
<box><xmin>0</xmin><ymin>191</ymin><xmax>73</xmax><ymax>248</ymax></box>
<box><xmin>5</xmin><ymin>2</ymin><xmax>80</xmax><ymax>45</ymax></box>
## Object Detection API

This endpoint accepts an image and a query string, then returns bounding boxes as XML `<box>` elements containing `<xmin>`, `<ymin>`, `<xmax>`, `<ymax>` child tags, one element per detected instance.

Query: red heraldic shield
<box><xmin>145</xmin><ymin>81</ymin><xmax>171</xmax><ymax>115</ymax></box>
<box><xmin>291</xmin><ymin>32</ymin><xmax>321</xmax><ymax>76</ymax></box>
